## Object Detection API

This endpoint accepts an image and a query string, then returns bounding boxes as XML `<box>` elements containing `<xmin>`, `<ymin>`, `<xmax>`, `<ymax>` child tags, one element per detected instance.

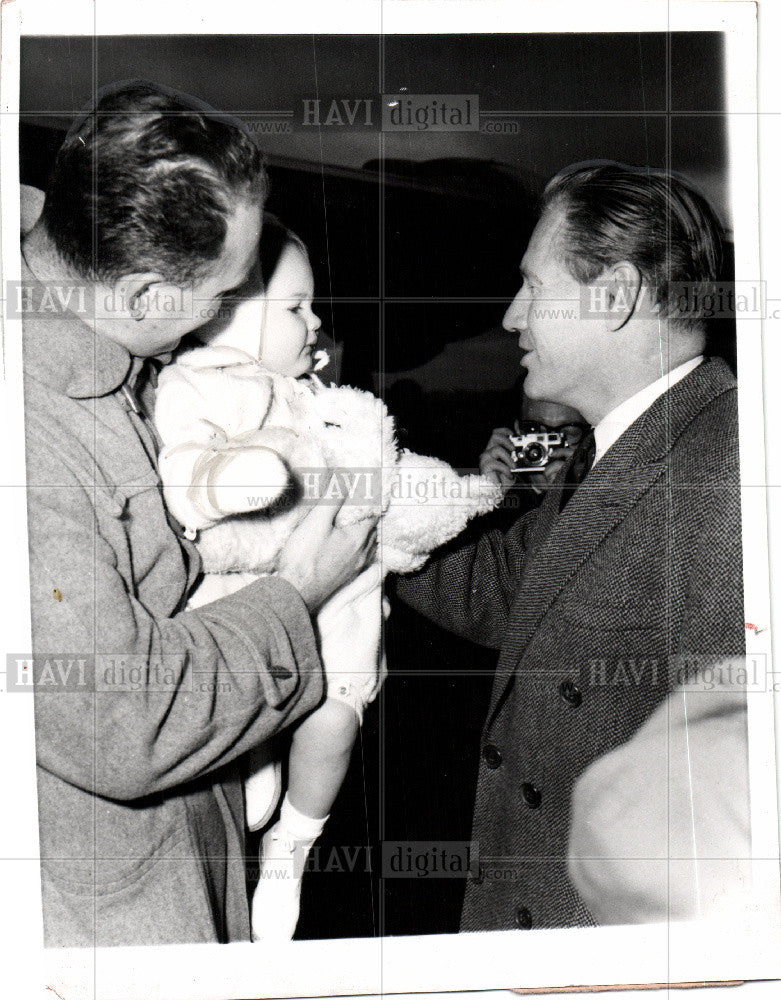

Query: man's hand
<box><xmin>480</xmin><ymin>423</ymin><xmax>578</xmax><ymax>497</ymax></box>
<box><xmin>276</xmin><ymin>497</ymin><xmax>378</xmax><ymax>613</ymax></box>
<box><xmin>527</xmin><ymin>444</ymin><xmax>574</xmax><ymax>494</ymax></box>
<box><xmin>479</xmin><ymin>427</ymin><xmax>516</xmax><ymax>492</ymax></box>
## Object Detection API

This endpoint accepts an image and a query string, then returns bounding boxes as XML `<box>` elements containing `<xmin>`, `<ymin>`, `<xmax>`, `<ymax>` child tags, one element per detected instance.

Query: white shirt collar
<box><xmin>593</xmin><ymin>356</ymin><xmax>704</xmax><ymax>465</ymax></box>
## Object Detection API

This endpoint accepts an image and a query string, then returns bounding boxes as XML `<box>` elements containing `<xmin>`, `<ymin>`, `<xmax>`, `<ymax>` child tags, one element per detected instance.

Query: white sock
<box><xmin>250</xmin><ymin>794</ymin><xmax>329</xmax><ymax>942</ymax></box>
<box><xmin>280</xmin><ymin>794</ymin><xmax>329</xmax><ymax>845</ymax></box>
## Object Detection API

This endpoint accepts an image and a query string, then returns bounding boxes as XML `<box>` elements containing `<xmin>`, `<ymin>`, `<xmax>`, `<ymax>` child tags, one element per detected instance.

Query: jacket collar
<box><xmin>593</xmin><ymin>355</ymin><xmax>704</xmax><ymax>464</ymax></box>
<box><xmin>484</xmin><ymin>356</ymin><xmax>737</xmax><ymax>728</ymax></box>
<box><xmin>21</xmin><ymin>252</ymin><xmax>135</xmax><ymax>399</ymax></box>
<box><xmin>590</xmin><ymin>355</ymin><xmax>736</xmax><ymax>471</ymax></box>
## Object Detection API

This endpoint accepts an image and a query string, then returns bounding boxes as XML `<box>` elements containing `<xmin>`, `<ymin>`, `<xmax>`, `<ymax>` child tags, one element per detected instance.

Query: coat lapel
<box><xmin>484</xmin><ymin>357</ymin><xmax>737</xmax><ymax>725</ymax></box>
<box><xmin>485</xmin><ymin>457</ymin><xmax>667</xmax><ymax>723</ymax></box>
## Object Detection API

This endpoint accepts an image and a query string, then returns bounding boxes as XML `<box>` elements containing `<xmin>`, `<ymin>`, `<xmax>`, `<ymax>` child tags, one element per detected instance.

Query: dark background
<box><xmin>20</xmin><ymin>32</ymin><xmax>732</xmax><ymax>938</ymax></box>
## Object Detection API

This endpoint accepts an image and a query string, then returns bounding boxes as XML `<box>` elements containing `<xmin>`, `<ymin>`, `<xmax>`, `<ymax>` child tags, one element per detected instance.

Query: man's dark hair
<box><xmin>42</xmin><ymin>80</ymin><xmax>267</xmax><ymax>284</ymax></box>
<box><xmin>540</xmin><ymin>161</ymin><xmax>724</xmax><ymax>330</ymax></box>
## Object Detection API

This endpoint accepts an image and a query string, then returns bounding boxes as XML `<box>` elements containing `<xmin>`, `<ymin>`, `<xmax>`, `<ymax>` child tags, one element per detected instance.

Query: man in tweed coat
<box><xmin>396</xmin><ymin>162</ymin><xmax>744</xmax><ymax>931</ymax></box>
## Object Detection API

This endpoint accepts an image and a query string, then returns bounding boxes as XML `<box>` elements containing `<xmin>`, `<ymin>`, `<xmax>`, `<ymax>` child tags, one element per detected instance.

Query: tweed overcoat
<box><xmin>396</xmin><ymin>357</ymin><xmax>745</xmax><ymax>931</ymax></box>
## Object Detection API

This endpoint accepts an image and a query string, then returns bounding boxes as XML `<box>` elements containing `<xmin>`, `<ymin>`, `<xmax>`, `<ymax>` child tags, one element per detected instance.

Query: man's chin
<box><xmin>152</xmin><ymin>339</ymin><xmax>183</xmax><ymax>359</ymax></box>
<box><xmin>522</xmin><ymin>377</ymin><xmax>570</xmax><ymax>410</ymax></box>
<box><xmin>522</xmin><ymin>376</ymin><xmax>545</xmax><ymax>401</ymax></box>
<box><xmin>130</xmin><ymin>338</ymin><xmax>182</xmax><ymax>359</ymax></box>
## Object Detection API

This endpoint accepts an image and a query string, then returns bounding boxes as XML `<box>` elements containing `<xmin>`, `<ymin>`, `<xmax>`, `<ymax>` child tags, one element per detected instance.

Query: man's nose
<box><xmin>502</xmin><ymin>288</ymin><xmax>529</xmax><ymax>334</ymax></box>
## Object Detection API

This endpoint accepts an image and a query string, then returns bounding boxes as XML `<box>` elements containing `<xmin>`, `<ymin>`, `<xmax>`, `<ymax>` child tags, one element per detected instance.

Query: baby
<box><xmin>155</xmin><ymin>215</ymin><xmax>499</xmax><ymax>941</ymax></box>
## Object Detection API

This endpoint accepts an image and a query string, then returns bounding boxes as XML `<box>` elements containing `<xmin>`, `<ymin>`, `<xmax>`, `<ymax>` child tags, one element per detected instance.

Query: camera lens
<box><xmin>523</xmin><ymin>443</ymin><xmax>545</xmax><ymax>464</ymax></box>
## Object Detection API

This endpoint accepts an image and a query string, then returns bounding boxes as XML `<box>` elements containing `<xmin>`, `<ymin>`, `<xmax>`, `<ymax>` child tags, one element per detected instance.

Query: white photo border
<box><xmin>1</xmin><ymin>2</ymin><xmax>779</xmax><ymax>998</ymax></box>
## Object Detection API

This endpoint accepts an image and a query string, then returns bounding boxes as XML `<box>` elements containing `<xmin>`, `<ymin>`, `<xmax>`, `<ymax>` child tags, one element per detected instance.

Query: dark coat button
<box><xmin>514</xmin><ymin>906</ymin><xmax>533</xmax><ymax>929</ymax></box>
<box><xmin>482</xmin><ymin>744</ymin><xmax>502</xmax><ymax>769</ymax></box>
<box><xmin>521</xmin><ymin>782</ymin><xmax>542</xmax><ymax>808</ymax></box>
<box><xmin>559</xmin><ymin>679</ymin><xmax>582</xmax><ymax>707</ymax></box>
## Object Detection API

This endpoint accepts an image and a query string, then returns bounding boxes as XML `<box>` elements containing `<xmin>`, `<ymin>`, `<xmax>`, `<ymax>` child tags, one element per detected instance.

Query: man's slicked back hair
<box><xmin>42</xmin><ymin>80</ymin><xmax>268</xmax><ymax>284</ymax></box>
<box><xmin>541</xmin><ymin>161</ymin><xmax>724</xmax><ymax>330</ymax></box>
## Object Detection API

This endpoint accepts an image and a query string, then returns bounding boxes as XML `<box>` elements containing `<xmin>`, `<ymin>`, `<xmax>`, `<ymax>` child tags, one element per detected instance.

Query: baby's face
<box><xmin>258</xmin><ymin>243</ymin><xmax>322</xmax><ymax>377</ymax></box>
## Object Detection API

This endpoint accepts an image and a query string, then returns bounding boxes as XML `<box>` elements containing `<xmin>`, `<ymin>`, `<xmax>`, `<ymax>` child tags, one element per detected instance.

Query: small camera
<box><xmin>510</xmin><ymin>431</ymin><xmax>565</xmax><ymax>472</ymax></box>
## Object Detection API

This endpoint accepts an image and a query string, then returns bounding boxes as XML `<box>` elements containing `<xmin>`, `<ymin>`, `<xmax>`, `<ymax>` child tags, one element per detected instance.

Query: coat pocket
<box><xmin>41</xmin><ymin>821</ymin><xmax>188</xmax><ymax>895</ymax></box>
<box><xmin>555</xmin><ymin>598</ymin><xmax>664</xmax><ymax>633</ymax></box>
<box><xmin>40</xmin><ymin>825</ymin><xmax>223</xmax><ymax>946</ymax></box>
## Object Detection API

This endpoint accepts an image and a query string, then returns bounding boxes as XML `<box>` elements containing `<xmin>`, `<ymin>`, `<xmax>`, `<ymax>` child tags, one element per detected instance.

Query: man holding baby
<box><xmin>21</xmin><ymin>81</ymin><xmax>377</xmax><ymax>947</ymax></box>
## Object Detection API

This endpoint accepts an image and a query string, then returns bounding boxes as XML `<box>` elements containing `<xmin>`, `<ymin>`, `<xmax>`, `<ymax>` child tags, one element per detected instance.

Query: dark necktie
<box><xmin>559</xmin><ymin>429</ymin><xmax>596</xmax><ymax>511</ymax></box>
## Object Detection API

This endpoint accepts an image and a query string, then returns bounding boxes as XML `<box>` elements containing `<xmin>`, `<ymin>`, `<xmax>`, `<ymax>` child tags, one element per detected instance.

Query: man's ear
<box><xmin>601</xmin><ymin>261</ymin><xmax>643</xmax><ymax>333</ymax></box>
<box><xmin>112</xmin><ymin>273</ymin><xmax>167</xmax><ymax>321</ymax></box>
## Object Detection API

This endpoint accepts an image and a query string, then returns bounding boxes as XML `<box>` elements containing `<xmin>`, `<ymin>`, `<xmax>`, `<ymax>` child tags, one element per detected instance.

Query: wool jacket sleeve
<box><xmin>394</xmin><ymin>509</ymin><xmax>535</xmax><ymax>649</ymax></box>
<box><xmin>26</xmin><ymin>410</ymin><xmax>324</xmax><ymax>803</ymax></box>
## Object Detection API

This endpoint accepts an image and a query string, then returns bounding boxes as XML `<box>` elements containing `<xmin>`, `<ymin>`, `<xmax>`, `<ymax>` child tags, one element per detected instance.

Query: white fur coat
<box><xmin>155</xmin><ymin>344</ymin><xmax>501</xmax><ymax>577</ymax></box>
